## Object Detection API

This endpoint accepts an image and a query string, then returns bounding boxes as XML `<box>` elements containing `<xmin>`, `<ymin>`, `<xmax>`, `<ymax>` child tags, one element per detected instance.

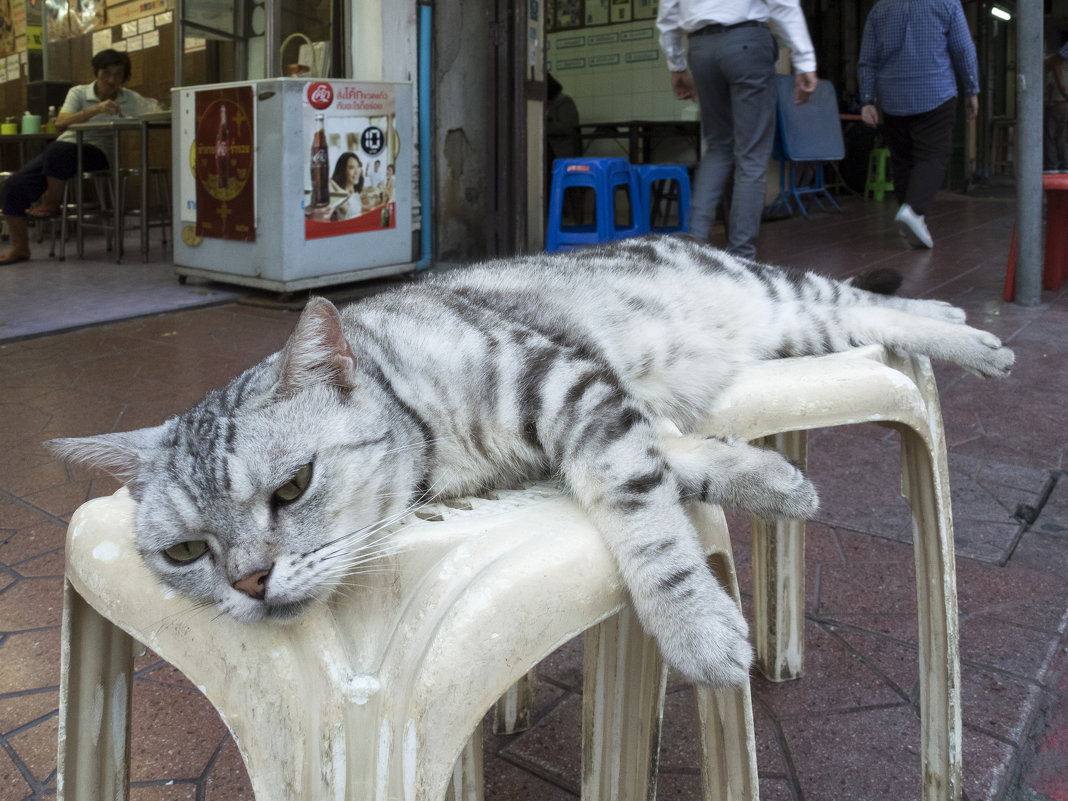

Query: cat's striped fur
<box><xmin>49</xmin><ymin>235</ymin><xmax>1014</xmax><ymax>687</ymax></box>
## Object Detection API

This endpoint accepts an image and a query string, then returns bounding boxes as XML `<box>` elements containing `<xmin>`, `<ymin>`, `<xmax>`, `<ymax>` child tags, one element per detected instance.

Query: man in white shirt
<box><xmin>657</xmin><ymin>0</ymin><xmax>818</xmax><ymax>259</ymax></box>
<box><xmin>0</xmin><ymin>49</ymin><xmax>152</xmax><ymax>265</ymax></box>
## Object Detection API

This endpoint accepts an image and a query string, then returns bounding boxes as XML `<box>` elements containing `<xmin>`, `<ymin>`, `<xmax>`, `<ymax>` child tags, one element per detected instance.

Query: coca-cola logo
<box><xmin>307</xmin><ymin>82</ymin><xmax>334</xmax><ymax>110</ymax></box>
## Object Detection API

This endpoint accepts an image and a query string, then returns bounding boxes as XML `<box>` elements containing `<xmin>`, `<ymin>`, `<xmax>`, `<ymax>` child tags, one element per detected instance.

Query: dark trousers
<box><xmin>1</xmin><ymin>140</ymin><xmax>109</xmax><ymax>218</ymax></box>
<box><xmin>881</xmin><ymin>98</ymin><xmax>957</xmax><ymax>216</ymax></box>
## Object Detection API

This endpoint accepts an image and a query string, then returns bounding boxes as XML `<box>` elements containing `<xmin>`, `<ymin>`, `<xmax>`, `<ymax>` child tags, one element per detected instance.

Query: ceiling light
<box><xmin>991</xmin><ymin>5</ymin><xmax>1012</xmax><ymax>21</ymax></box>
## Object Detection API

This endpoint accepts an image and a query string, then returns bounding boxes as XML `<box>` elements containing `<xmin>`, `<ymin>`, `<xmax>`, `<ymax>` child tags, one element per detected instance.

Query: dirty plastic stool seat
<box><xmin>59</xmin><ymin>483</ymin><xmax>756</xmax><ymax>800</ymax></box>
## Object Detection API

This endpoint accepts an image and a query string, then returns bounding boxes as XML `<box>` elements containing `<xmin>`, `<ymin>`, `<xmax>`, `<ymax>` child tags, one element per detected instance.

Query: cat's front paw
<box><xmin>655</xmin><ymin>594</ymin><xmax>753</xmax><ymax>688</ymax></box>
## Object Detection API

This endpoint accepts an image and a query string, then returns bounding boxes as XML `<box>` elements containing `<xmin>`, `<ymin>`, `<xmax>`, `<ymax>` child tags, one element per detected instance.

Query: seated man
<box><xmin>0</xmin><ymin>49</ymin><xmax>153</xmax><ymax>265</ymax></box>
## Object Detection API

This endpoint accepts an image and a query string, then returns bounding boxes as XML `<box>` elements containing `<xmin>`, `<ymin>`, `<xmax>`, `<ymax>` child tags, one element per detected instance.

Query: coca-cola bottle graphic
<box><xmin>310</xmin><ymin>113</ymin><xmax>330</xmax><ymax>207</ymax></box>
<box><xmin>215</xmin><ymin>105</ymin><xmax>230</xmax><ymax>190</ymax></box>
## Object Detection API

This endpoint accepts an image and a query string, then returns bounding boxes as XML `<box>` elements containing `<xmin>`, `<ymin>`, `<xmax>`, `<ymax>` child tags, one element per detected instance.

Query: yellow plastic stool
<box><xmin>864</xmin><ymin>147</ymin><xmax>895</xmax><ymax>201</ymax></box>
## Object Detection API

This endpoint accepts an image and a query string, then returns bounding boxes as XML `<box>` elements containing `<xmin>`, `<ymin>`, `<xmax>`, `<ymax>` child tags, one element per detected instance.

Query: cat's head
<box><xmin>48</xmin><ymin>298</ymin><xmax>420</xmax><ymax>623</ymax></box>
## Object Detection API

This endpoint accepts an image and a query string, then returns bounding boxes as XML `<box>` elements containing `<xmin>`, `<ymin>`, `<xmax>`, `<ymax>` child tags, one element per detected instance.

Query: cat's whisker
<box><xmin>145</xmin><ymin>599</ymin><xmax>216</xmax><ymax>634</ymax></box>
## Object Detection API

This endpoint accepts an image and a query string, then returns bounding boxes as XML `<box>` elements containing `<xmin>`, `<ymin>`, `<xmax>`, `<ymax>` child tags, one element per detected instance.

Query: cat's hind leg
<box><xmin>844</xmin><ymin>306</ymin><xmax>1014</xmax><ymax>378</ymax></box>
<box><xmin>873</xmin><ymin>294</ymin><xmax>968</xmax><ymax>325</ymax></box>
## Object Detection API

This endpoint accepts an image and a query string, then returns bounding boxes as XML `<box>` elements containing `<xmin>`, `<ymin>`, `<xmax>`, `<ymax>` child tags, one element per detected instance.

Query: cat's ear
<box><xmin>45</xmin><ymin>423</ymin><xmax>173</xmax><ymax>482</ymax></box>
<box><xmin>277</xmin><ymin>297</ymin><xmax>358</xmax><ymax>393</ymax></box>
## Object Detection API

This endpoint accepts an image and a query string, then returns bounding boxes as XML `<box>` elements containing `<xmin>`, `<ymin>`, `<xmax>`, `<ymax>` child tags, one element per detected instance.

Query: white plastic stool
<box><xmin>59</xmin><ymin>482</ymin><xmax>757</xmax><ymax>800</ymax></box>
<box><xmin>497</xmin><ymin>345</ymin><xmax>963</xmax><ymax>801</ymax></box>
<box><xmin>700</xmin><ymin>345</ymin><xmax>962</xmax><ymax>801</ymax></box>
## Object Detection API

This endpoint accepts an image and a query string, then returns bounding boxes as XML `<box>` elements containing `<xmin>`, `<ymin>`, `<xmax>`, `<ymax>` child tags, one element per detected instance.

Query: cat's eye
<box><xmin>274</xmin><ymin>462</ymin><xmax>314</xmax><ymax>505</ymax></box>
<box><xmin>163</xmin><ymin>540</ymin><xmax>208</xmax><ymax>564</ymax></box>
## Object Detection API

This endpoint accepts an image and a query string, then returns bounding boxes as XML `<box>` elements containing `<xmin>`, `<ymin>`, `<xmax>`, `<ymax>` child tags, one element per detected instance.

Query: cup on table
<box><xmin>1</xmin><ymin>123</ymin><xmax>17</xmax><ymax>135</ymax></box>
<box><xmin>21</xmin><ymin>114</ymin><xmax>41</xmax><ymax>134</ymax></box>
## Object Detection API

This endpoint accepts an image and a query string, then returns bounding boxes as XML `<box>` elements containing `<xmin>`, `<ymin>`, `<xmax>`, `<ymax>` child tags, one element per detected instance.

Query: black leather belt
<box><xmin>689</xmin><ymin>20</ymin><xmax>767</xmax><ymax>36</ymax></box>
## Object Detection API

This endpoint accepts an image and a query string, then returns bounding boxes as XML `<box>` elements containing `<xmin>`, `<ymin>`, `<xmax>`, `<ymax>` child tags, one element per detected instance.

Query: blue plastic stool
<box><xmin>546</xmin><ymin>157</ymin><xmax>644</xmax><ymax>252</ymax></box>
<box><xmin>633</xmin><ymin>164</ymin><xmax>691</xmax><ymax>234</ymax></box>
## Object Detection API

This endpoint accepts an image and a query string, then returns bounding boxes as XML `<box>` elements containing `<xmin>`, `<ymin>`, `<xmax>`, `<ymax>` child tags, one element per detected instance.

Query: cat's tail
<box><xmin>847</xmin><ymin>268</ymin><xmax>903</xmax><ymax>295</ymax></box>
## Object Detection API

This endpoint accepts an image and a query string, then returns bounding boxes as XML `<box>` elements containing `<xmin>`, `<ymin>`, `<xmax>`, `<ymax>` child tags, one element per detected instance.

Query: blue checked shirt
<box><xmin>857</xmin><ymin>0</ymin><xmax>980</xmax><ymax>116</ymax></box>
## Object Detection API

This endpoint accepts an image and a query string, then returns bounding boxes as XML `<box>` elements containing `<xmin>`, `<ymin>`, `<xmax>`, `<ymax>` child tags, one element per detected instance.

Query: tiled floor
<box><xmin>0</xmin><ymin>226</ymin><xmax>242</xmax><ymax>344</ymax></box>
<box><xmin>1</xmin><ymin>189</ymin><xmax>1067</xmax><ymax>801</ymax></box>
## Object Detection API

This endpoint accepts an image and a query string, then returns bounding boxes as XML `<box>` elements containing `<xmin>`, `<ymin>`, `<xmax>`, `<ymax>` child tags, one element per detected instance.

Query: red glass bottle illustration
<box><xmin>215</xmin><ymin>105</ymin><xmax>230</xmax><ymax>190</ymax></box>
<box><xmin>310</xmin><ymin>113</ymin><xmax>330</xmax><ymax>207</ymax></box>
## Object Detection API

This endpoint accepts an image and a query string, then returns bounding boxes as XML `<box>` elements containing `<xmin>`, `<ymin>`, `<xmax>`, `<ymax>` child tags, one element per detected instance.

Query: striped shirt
<box><xmin>857</xmin><ymin>0</ymin><xmax>980</xmax><ymax>116</ymax></box>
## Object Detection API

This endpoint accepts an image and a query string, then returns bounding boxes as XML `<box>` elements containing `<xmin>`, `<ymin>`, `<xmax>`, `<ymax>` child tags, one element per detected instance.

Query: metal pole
<box><xmin>1014</xmin><ymin>2</ymin><xmax>1043</xmax><ymax>306</ymax></box>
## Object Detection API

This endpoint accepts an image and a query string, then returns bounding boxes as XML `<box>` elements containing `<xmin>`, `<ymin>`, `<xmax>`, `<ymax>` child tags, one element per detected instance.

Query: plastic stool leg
<box><xmin>898</xmin><ymin>357</ymin><xmax>962</xmax><ymax>801</ymax></box>
<box><xmin>582</xmin><ymin>604</ymin><xmax>666</xmax><ymax>800</ymax></box>
<box><xmin>58</xmin><ymin>580</ymin><xmax>136</xmax><ymax>801</ymax></box>
<box><xmin>697</xmin><ymin>508</ymin><xmax>759</xmax><ymax>801</ymax></box>
<box><xmin>445</xmin><ymin>724</ymin><xmax>485</xmax><ymax>801</ymax></box>
<box><xmin>752</xmin><ymin>430</ymin><xmax>807</xmax><ymax>682</ymax></box>
<box><xmin>696</xmin><ymin>684</ymin><xmax>758</xmax><ymax>801</ymax></box>
<box><xmin>494</xmin><ymin>671</ymin><xmax>536</xmax><ymax>734</ymax></box>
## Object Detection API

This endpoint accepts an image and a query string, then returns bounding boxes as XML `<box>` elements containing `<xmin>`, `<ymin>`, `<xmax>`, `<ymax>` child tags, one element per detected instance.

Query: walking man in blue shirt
<box><xmin>858</xmin><ymin>0</ymin><xmax>979</xmax><ymax>249</ymax></box>
<box><xmin>657</xmin><ymin>0</ymin><xmax>818</xmax><ymax>260</ymax></box>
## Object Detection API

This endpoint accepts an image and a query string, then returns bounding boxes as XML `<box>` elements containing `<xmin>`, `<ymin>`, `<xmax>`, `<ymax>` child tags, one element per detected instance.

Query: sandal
<box><xmin>27</xmin><ymin>205</ymin><xmax>61</xmax><ymax>218</ymax></box>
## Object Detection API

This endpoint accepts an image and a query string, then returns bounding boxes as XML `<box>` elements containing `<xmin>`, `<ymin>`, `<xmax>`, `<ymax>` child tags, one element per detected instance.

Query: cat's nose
<box><xmin>232</xmin><ymin>567</ymin><xmax>272</xmax><ymax>600</ymax></box>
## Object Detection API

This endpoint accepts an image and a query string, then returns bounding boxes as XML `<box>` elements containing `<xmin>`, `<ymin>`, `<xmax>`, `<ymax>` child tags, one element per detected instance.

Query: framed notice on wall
<box><xmin>548</xmin><ymin>0</ymin><xmax>657</xmax><ymax>31</ymax></box>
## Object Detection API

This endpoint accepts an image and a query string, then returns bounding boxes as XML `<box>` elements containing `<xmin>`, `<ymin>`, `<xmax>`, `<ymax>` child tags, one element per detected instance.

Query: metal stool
<box><xmin>51</xmin><ymin>172</ymin><xmax>116</xmax><ymax>260</ymax></box>
<box><xmin>119</xmin><ymin>166</ymin><xmax>172</xmax><ymax>253</ymax></box>
<box><xmin>0</xmin><ymin>171</ymin><xmax>11</xmax><ymax>241</ymax></box>
<box><xmin>546</xmin><ymin>157</ymin><xmax>644</xmax><ymax>252</ymax></box>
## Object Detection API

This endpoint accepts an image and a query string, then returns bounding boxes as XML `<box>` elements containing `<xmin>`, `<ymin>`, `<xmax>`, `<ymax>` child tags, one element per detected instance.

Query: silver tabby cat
<box><xmin>49</xmin><ymin>235</ymin><xmax>1014</xmax><ymax>688</ymax></box>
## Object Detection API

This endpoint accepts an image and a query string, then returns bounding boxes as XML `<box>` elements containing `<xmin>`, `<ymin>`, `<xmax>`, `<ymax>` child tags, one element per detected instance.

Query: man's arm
<box><xmin>794</xmin><ymin>72</ymin><xmax>818</xmax><ymax>104</ymax></box>
<box><xmin>671</xmin><ymin>70</ymin><xmax>696</xmax><ymax>101</ymax></box>
<box><xmin>656</xmin><ymin>0</ymin><xmax>688</xmax><ymax>74</ymax></box>
<box><xmin>857</xmin><ymin>12</ymin><xmax>880</xmax><ymax>127</ymax></box>
<box><xmin>945</xmin><ymin>1</ymin><xmax>980</xmax><ymax>98</ymax></box>
<box><xmin>766</xmin><ymin>1</ymin><xmax>818</xmax><ymax>103</ymax></box>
